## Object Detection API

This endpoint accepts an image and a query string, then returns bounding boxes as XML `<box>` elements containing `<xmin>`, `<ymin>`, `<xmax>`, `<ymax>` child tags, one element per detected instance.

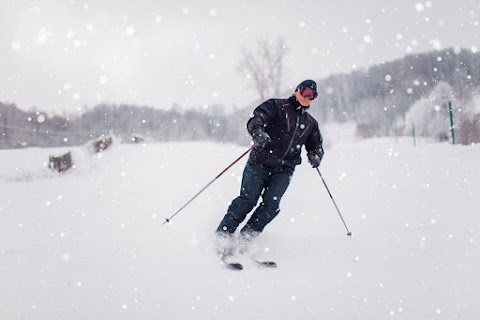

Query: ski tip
<box><xmin>226</xmin><ymin>262</ymin><xmax>243</xmax><ymax>270</ymax></box>
<box><xmin>254</xmin><ymin>260</ymin><xmax>277</xmax><ymax>268</ymax></box>
<box><xmin>261</xmin><ymin>261</ymin><xmax>277</xmax><ymax>268</ymax></box>
<box><xmin>221</xmin><ymin>255</ymin><xmax>243</xmax><ymax>270</ymax></box>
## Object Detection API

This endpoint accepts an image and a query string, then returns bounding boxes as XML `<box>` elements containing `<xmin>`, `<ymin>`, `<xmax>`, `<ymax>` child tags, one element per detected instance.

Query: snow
<box><xmin>1</xmin><ymin>135</ymin><xmax>479</xmax><ymax>319</ymax></box>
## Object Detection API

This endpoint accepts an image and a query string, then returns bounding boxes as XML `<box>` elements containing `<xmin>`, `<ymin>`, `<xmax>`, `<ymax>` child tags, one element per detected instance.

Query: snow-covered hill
<box><xmin>1</xmin><ymin>136</ymin><xmax>479</xmax><ymax>319</ymax></box>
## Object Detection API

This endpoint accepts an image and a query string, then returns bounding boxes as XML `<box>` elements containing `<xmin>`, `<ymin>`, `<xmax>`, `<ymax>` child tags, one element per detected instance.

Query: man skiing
<box><xmin>216</xmin><ymin>79</ymin><xmax>324</xmax><ymax>242</ymax></box>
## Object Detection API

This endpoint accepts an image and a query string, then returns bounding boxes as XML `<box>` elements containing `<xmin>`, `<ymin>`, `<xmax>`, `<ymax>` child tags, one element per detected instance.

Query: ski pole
<box><xmin>316</xmin><ymin>168</ymin><xmax>352</xmax><ymax>237</ymax></box>
<box><xmin>162</xmin><ymin>145</ymin><xmax>254</xmax><ymax>225</ymax></box>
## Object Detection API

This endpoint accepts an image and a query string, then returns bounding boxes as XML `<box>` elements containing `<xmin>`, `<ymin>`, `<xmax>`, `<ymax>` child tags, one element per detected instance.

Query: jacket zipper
<box><xmin>282</xmin><ymin>112</ymin><xmax>301</xmax><ymax>160</ymax></box>
<box><xmin>299</xmin><ymin>123</ymin><xmax>310</xmax><ymax>138</ymax></box>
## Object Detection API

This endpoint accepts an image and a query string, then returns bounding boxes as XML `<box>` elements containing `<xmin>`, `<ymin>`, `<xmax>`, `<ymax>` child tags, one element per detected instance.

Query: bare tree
<box><xmin>237</xmin><ymin>37</ymin><xmax>288</xmax><ymax>101</ymax></box>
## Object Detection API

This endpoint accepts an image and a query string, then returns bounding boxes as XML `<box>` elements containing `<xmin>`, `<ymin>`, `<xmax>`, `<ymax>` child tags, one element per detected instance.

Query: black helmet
<box><xmin>296</xmin><ymin>79</ymin><xmax>317</xmax><ymax>93</ymax></box>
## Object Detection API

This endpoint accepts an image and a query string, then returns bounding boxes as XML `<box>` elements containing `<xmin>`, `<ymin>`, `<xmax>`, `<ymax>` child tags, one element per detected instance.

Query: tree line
<box><xmin>0</xmin><ymin>102</ymin><xmax>253</xmax><ymax>149</ymax></box>
<box><xmin>1</xmin><ymin>47</ymin><xmax>480</xmax><ymax>149</ymax></box>
<box><xmin>314</xmin><ymin>47</ymin><xmax>480</xmax><ymax>143</ymax></box>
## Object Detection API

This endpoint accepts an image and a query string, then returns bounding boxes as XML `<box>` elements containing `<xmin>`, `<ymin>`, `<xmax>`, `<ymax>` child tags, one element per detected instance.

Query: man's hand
<box><xmin>252</xmin><ymin>129</ymin><xmax>271</xmax><ymax>149</ymax></box>
<box><xmin>307</xmin><ymin>147</ymin><xmax>324</xmax><ymax>168</ymax></box>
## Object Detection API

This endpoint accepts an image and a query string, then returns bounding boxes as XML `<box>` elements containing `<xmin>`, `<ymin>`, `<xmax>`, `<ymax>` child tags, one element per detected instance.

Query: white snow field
<box><xmin>1</xmin><ymin>132</ymin><xmax>479</xmax><ymax>319</ymax></box>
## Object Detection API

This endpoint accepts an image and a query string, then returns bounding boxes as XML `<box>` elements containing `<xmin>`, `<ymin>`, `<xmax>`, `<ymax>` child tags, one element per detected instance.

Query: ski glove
<box><xmin>252</xmin><ymin>129</ymin><xmax>271</xmax><ymax>149</ymax></box>
<box><xmin>307</xmin><ymin>147</ymin><xmax>324</xmax><ymax>168</ymax></box>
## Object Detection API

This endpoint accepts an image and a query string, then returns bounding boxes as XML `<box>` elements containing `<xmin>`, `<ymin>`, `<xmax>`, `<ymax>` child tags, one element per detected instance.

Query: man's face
<box><xmin>295</xmin><ymin>89</ymin><xmax>313</xmax><ymax>107</ymax></box>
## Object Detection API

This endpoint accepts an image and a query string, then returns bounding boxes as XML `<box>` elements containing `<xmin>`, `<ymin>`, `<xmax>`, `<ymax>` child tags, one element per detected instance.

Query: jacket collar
<box><xmin>287</xmin><ymin>95</ymin><xmax>310</xmax><ymax>113</ymax></box>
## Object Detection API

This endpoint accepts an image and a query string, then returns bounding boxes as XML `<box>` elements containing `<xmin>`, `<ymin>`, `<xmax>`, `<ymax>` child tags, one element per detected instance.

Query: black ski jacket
<box><xmin>246</xmin><ymin>95</ymin><xmax>323</xmax><ymax>170</ymax></box>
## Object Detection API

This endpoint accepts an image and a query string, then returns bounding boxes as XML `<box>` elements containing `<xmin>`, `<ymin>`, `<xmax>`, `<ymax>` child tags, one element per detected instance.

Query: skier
<box><xmin>216</xmin><ymin>79</ymin><xmax>324</xmax><ymax>243</ymax></box>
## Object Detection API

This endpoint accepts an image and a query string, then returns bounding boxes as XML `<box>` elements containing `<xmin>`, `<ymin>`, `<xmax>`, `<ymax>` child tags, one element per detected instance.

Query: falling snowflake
<box><xmin>415</xmin><ymin>3</ymin><xmax>424</xmax><ymax>12</ymax></box>
<box><xmin>125</xmin><ymin>25</ymin><xmax>135</xmax><ymax>36</ymax></box>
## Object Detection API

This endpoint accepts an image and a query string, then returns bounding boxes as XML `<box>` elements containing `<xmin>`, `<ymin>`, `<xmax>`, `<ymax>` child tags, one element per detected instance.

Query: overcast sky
<box><xmin>1</xmin><ymin>0</ymin><xmax>480</xmax><ymax>114</ymax></box>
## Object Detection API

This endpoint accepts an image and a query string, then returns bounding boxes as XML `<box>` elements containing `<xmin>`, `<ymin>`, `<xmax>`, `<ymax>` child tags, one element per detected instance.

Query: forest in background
<box><xmin>1</xmin><ymin>47</ymin><xmax>480</xmax><ymax>149</ymax></box>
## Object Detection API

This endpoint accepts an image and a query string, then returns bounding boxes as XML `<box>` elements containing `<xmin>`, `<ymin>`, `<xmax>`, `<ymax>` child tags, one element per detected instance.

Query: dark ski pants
<box><xmin>216</xmin><ymin>163</ymin><xmax>293</xmax><ymax>235</ymax></box>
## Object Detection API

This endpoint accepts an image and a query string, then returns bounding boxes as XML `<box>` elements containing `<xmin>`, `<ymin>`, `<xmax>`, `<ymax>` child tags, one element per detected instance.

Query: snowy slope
<box><xmin>1</xmin><ymin>135</ymin><xmax>479</xmax><ymax>319</ymax></box>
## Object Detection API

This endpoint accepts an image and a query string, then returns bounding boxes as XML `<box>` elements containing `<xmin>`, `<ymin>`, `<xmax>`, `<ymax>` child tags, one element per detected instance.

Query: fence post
<box><xmin>412</xmin><ymin>122</ymin><xmax>416</xmax><ymax>147</ymax></box>
<box><xmin>448</xmin><ymin>101</ymin><xmax>455</xmax><ymax>145</ymax></box>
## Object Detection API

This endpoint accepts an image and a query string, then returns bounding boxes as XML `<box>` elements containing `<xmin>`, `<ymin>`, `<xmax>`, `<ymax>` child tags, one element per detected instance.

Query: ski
<box><xmin>254</xmin><ymin>259</ymin><xmax>277</xmax><ymax>268</ymax></box>
<box><xmin>221</xmin><ymin>255</ymin><xmax>243</xmax><ymax>270</ymax></box>
<box><xmin>215</xmin><ymin>236</ymin><xmax>276</xmax><ymax>270</ymax></box>
<box><xmin>224</xmin><ymin>261</ymin><xmax>244</xmax><ymax>270</ymax></box>
<box><xmin>221</xmin><ymin>254</ymin><xmax>276</xmax><ymax>270</ymax></box>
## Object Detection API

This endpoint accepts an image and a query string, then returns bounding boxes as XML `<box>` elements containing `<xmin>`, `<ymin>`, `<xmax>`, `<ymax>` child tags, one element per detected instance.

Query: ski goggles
<box><xmin>298</xmin><ymin>86</ymin><xmax>318</xmax><ymax>100</ymax></box>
